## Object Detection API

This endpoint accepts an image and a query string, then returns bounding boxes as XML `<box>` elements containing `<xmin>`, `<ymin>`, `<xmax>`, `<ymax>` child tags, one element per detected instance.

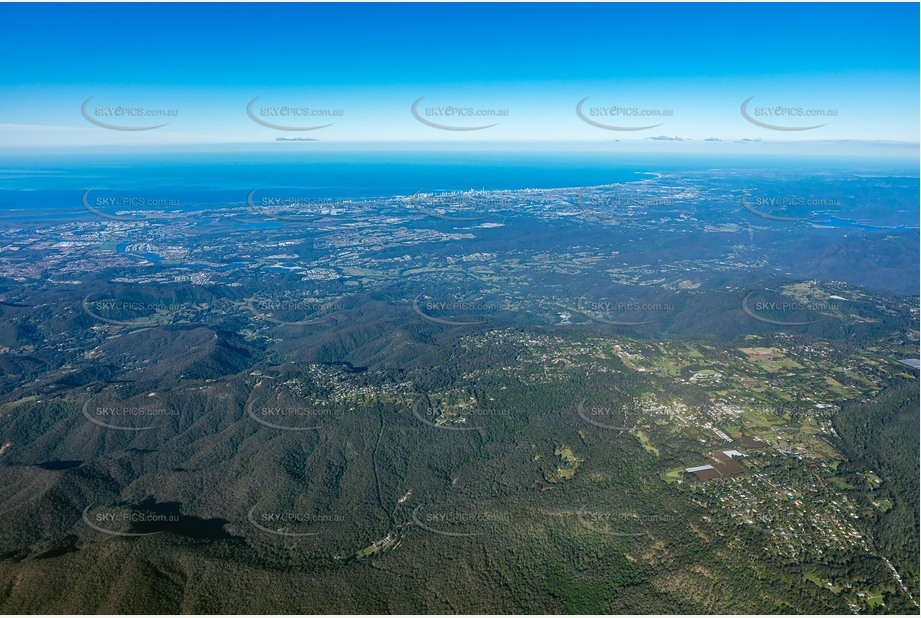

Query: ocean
<box><xmin>0</xmin><ymin>151</ymin><xmax>917</xmax><ymax>215</ymax></box>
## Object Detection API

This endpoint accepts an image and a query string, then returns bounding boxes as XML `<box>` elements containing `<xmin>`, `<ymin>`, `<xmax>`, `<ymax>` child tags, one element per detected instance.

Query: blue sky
<box><xmin>0</xmin><ymin>3</ymin><xmax>918</xmax><ymax>151</ymax></box>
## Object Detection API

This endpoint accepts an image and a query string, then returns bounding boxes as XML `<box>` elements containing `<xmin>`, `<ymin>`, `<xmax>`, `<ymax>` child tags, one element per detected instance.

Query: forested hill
<box><xmin>834</xmin><ymin>378</ymin><xmax>920</xmax><ymax>594</ymax></box>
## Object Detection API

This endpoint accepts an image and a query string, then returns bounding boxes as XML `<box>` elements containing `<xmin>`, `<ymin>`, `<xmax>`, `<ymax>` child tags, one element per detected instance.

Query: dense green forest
<box><xmin>834</xmin><ymin>380</ymin><xmax>920</xmax><ymax>596</ymax></box>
